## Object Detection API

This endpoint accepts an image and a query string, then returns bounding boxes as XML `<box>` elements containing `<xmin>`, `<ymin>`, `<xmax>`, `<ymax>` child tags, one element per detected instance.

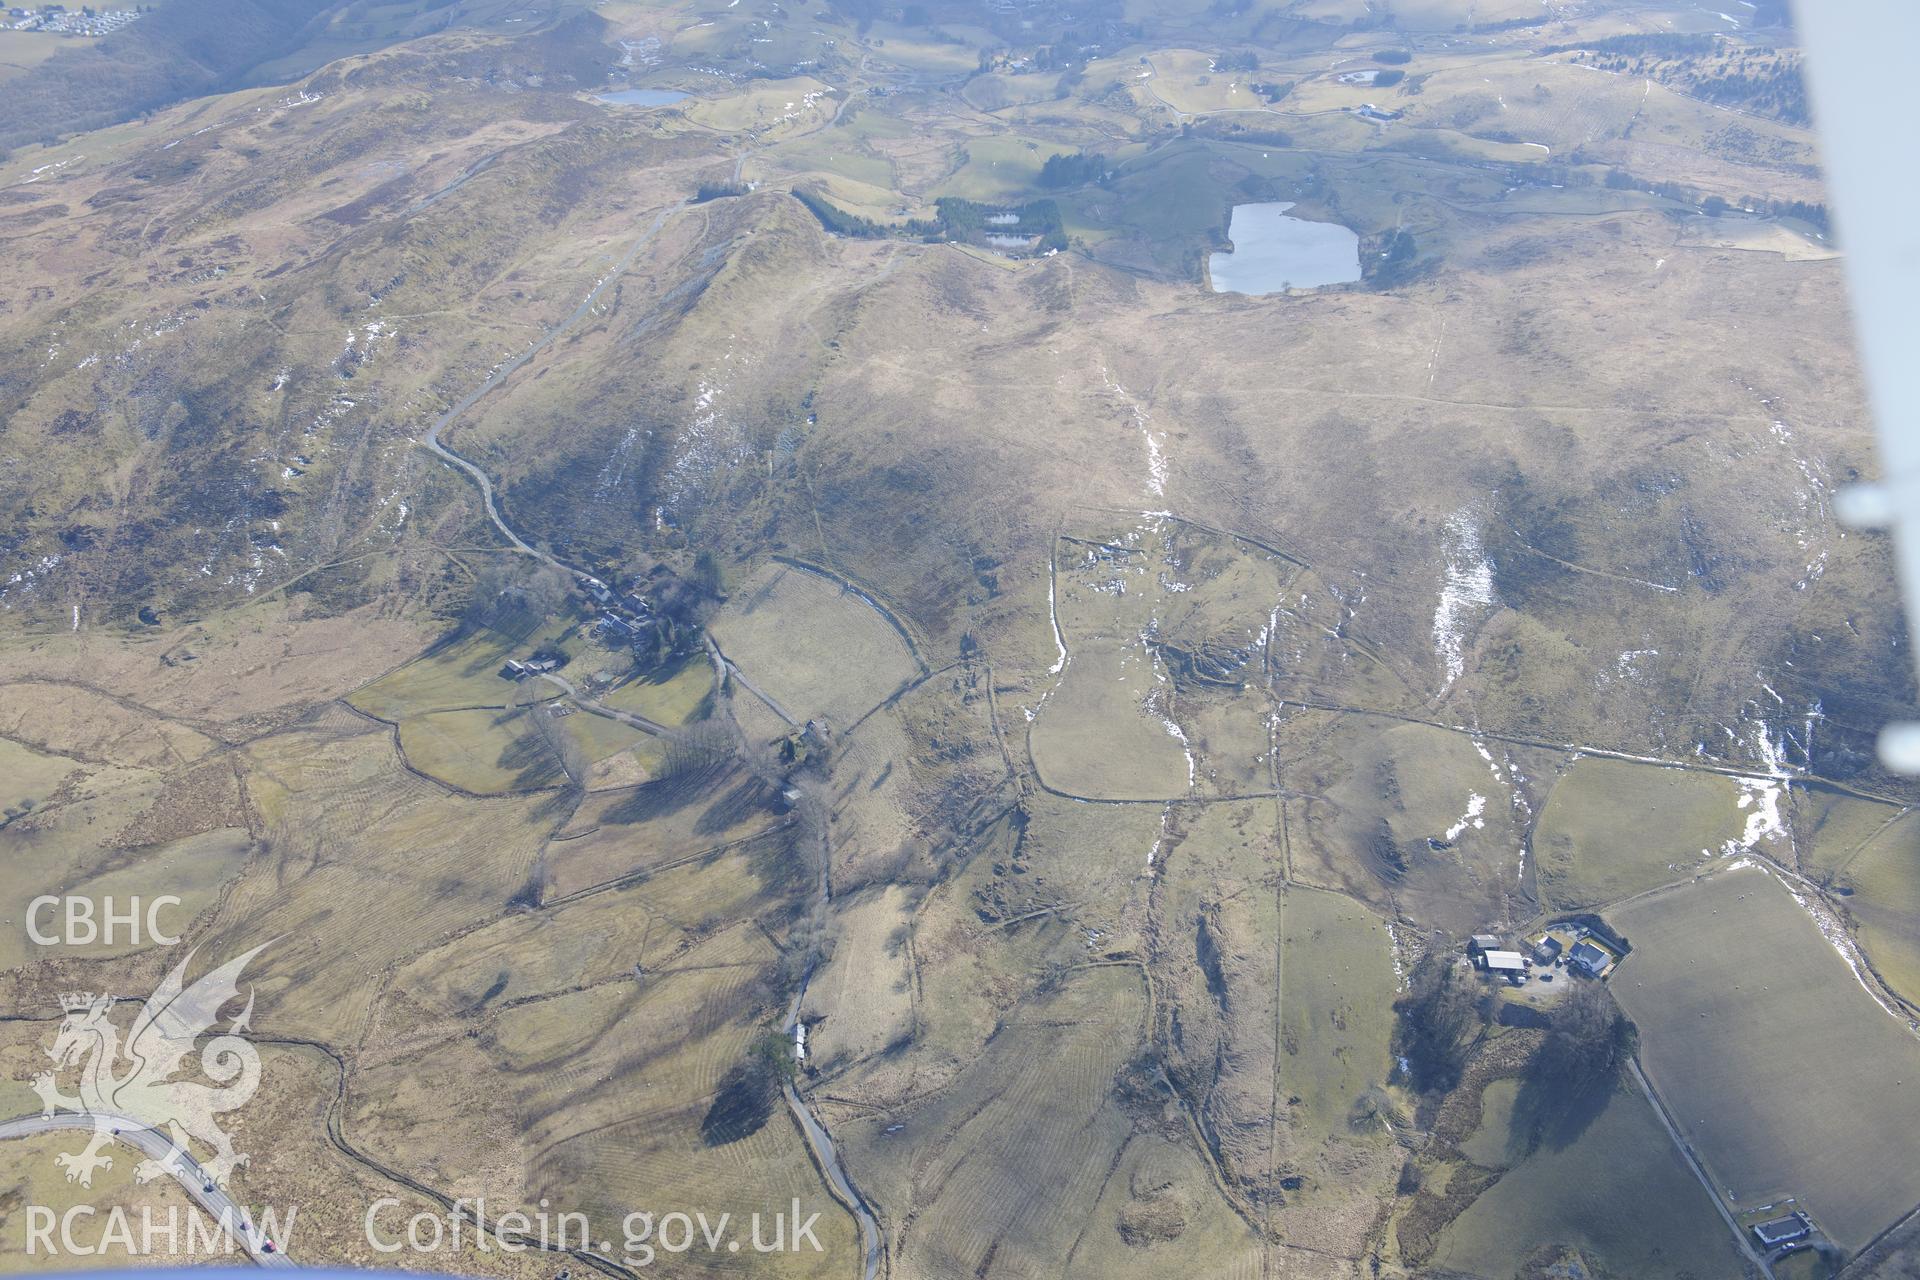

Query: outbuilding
<box><xmin>1482</xmin><ymin>950</ymin><xmax>1527</xmax><ymax>974</ymax></box>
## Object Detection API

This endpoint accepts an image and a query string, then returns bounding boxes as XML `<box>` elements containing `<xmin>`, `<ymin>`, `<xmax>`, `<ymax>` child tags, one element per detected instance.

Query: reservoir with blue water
<box><xmin>1208</xmin><ymin>201</ymin><xmax>1361</xmax><ymax>294</ymax></box>
<box><xmin>593</xmin><ymin>88</ymin><xmax>689</xmax><ymax>106</ymax></box>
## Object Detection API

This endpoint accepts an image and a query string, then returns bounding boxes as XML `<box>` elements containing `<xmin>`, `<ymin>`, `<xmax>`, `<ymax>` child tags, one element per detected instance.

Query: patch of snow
<box><xmin>1444</xmin><ymin>793</ymin><xmax>1487</xmax><ymax>843</ymax></box>
<box><xmin>1146</xmin><ymin>803</ymin><xmax>1171</xmax><ymax>872</ymax></box>
<box><xmin>1047</xmin><ymin>560</ymin><xmax>1069</xmax><ymax>675</ymax></box>
<box><xmin>1432</xmin><ymin>509</ymin><xmax>1496</xmax><ymax>689</ymax></box>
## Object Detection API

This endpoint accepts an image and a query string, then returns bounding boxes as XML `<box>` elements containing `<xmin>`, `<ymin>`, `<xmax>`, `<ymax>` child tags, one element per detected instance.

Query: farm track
<box><xmin>536</xmin><ymin>671</ymin><xmax>684</xmax><ymax>740</ymax></box>
<box><xmin>840</xmin><ymin>659</ymin><xmax>964</xmax><ymax>739</ymax></box>
<box><xmin>705</xmin><ymin>633</ymin><xmax>800</xmax><ymax>726</ymax></box>
<box><xmin>1272</xmin><ymin>694</ymin><xmax>1912</xmax><ymax>806</ymax></box>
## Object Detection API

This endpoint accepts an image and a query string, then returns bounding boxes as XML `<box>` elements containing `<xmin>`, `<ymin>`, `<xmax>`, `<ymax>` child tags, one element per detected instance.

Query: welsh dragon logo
<box><xmin>32</xmin><ymin>943</ymin><xmax>268</xmax><ymax>1189</ymax></box>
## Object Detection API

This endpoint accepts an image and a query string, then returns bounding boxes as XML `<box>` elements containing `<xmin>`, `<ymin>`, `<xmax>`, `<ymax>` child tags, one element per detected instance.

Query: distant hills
<box><xmin>0</xmin><ymin>0</ymin><xmax>338</xmax><ymax>154</ymax></box>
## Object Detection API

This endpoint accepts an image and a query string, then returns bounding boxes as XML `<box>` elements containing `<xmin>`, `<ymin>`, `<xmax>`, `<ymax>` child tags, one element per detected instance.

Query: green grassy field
<box><xmin>1030</xmin><ymin>518</ymin><xmax>1296</xmax><ymax>799</ymax></box>
<box><xmin>1028</xmin><ymin>636</ymin><xmax>1193</xmax><ymax>798</ymax></box>
<box><xmin>542</xmin><ymin>765</ymin><xmax>782</xmax><ymax>901</ymax></box>
<box><xmin>1826</xmin><ymin>811</ymin><xmax>1920</xmax><ymax>1006</ymax></box>
<box><xmin>1279</xmin><ymin>885</ymin><xmax>1398</xmax><ymax>1144</ymax></box>
<box><xmin>797</xmin><ymin>883</ymin><xmax>915</xmax><ymax>1068</ymax></box>
<box><xmin>1533</xmin><ymin>757</ymin><xmax>1743</xmax><ymax>909</ymax></box>
<box><xmin>1433</xmin><ymin>1082</ymin><xmax>1749</xmax><ymax>1279</ymax></box>
<box><xmin>604</xmin><ymin>652</ymin><xmax>713</xmax><ymax>725</ymax></box>
<box><xmin>1608</xmin><ymin>866</ymin><xmax>1920</xmax><ymax>1250</ymax></box>
<box><xmin>0</xmin><ymin>736</ymin><xmax>82</xmax><ymax>814</ymax></box>
<box><xmin>0</xmin><ymin>823</ymin><xmax>250</xmax><ymax>970</ymax></box>
<box><xmin>930</xmin><ymin>133</ymin><xmax>1054</xmax><ymax>202</ymax></box>
<box><xmin>1456</xmin><ymin>1076</ymin><xmax>1522</xmax><ymax>1169</ymax></box>
<box><xmin>1140</xmin><ymin>49</ymin><xmax>1278</xmax><ymax>115</ymax></box>
<box><xmin>348</xmin><ymin>619</ymin><xmax>563</xmax><ymax>721</ymax></box>
<box><xmin>0</xmin><ymin>30</ymin><xmax>61</xmax><ymax>85</ymax></box>
<box><xmin>685</xmin><ymin>77</ymin><xmax>838</xmax><ymax>139</ymax></box>
<box><xmin>395</xmin><ymin>706</ymin><xmax>563</xmax><ymax>793</ymax></box>
<box><xmin>1799</xmin><ymin>788</ymin><xmax>1907</xmax><ymax>882</ymax></box>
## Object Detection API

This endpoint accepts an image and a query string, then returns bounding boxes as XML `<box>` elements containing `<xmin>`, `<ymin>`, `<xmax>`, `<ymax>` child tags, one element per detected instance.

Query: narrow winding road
<box><xmin>421</xmin><ymin>203</ymin><xmax>681</xmax><ymax>569</ymax></box>
<box><xmin>0</xmin><ymin>1112</ymin><xmax>295</xmax><ymax>1268</ymax></box>
<box><xmin>419</xmin><ymin>187</ymin><xmax>882</xmax><ymax>1280</ymax></box>
<box><xmin>783</xmin><ymin>955</ymin><xmax>883</xmax><ymax>1280</ymax></box>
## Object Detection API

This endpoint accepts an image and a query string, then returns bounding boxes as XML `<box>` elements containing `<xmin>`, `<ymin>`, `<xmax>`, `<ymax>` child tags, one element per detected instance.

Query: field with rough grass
<box><xmin>708</xmin><ymin>561</ymin><xmax>922</xmax><ymax>731</ymax></box>
<box><xmin>0</xmin><ymin>0</ymin><xmax>1913</xmax><ymax>1273</ymax></box>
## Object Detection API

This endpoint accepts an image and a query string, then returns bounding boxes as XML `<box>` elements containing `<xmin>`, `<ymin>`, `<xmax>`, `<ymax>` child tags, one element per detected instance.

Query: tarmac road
<box><xmin>420</xmin><ymin>204</ymin><xmax>680</xmax><ymax>570</ymax></box>
<box><xmin>0</xmin><ymin>1111</ymin><xmax>294</xmax><ymax>1268</ymax></box>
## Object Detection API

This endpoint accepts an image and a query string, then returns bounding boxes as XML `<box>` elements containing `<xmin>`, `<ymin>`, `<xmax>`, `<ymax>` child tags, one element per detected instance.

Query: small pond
<box><xmin>1208</xmin><ymin>201</ymin><xmax>1361</xmax><ymax>294</ymax></box>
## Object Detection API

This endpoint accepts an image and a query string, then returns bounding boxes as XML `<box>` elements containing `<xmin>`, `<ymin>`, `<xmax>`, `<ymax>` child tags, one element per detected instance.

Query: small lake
<box><xmin>593</xmin><ymin>88</ymin><xmax>689</xmax><ymax>106</ymax></box>
<box><xmin>1208</xmin><ymin>202</ymin><xmax>1361</xmax><ymax>294</ymax></box>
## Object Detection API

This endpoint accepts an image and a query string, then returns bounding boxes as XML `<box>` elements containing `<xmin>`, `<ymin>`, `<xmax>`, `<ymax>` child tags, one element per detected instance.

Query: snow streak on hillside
<box><xmin>1432</xmin><ymin>510</ymin><xmax>1496</xmax><ymax>690</ymax></box>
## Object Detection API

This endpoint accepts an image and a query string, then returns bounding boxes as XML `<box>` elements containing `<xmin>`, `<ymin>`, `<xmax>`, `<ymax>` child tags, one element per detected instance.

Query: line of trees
<box><xmin>793</xmin><ymin>187</ymin><xmax>1066</xmax><ymax>252</ymax></box>
<box><xmin>1394</xmin><ymin>953</ymin><xmax>1485</xmax><ymax>1093</ymax></box>
<box><xmin>1365</xmin><ymin>228</ymin><xmax>1427</xmax><ymax>290</ymax></box>
<box><xmin>1527</xmin><ymin>980</ymin><xmax>1638</xmax><ymax>1100</ymax></box>
<box><xmin>1595</xmin><ymin>166</ymin><xmax>1830</xmax><ymax>233</ymax></box>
